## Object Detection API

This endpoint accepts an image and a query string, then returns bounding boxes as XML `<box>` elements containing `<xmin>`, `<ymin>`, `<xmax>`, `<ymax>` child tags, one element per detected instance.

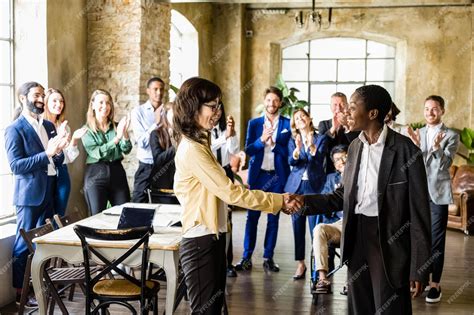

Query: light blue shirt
<box><xmin>131</xmin><ymin>100</ymin><xmax>159</xmax><ymax>164</ymax></box>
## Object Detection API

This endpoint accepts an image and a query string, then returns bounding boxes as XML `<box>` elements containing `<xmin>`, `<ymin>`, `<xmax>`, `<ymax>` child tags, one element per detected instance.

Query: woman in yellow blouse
<box><xmin>173</xmin><ymin>77</ymin><xmax>299</xmax><ymax>314</ymax></box>
<box><xmin>81</xmin><ymin>89</ymin><xmax>132</xmax><ymax>215</ymax></box>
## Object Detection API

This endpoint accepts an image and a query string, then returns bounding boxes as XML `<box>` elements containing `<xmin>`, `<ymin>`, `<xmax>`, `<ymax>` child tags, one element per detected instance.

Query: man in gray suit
<box><xmin>294</xmin><ymin>85</ymin><xmax>431</xmax><ymax>314</ymax></box>
<box><xmin>407</xmin><ymin>95</ymin><xmax>459</xmax><ymax>303</ymax></box>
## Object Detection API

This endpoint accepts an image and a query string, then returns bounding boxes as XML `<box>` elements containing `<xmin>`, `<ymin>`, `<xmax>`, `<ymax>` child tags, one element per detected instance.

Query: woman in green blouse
<box><xmin>82</xmin><ymin>89</ymin><xmax>132</xmax><ymax>215</ymax></box>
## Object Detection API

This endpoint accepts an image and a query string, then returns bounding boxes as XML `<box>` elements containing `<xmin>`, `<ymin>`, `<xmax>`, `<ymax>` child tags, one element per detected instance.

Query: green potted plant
<box><xmin>460</xmin><ymin>127</ymin><xmax>474</xmax><ymax>164</ymax></box>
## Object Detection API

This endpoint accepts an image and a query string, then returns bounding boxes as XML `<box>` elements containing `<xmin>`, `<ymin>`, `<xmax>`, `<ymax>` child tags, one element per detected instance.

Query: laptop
<box><xmin>117</xmin><ymin>207</ymin><xmax>156</xmax><ymax>229</ymax></box>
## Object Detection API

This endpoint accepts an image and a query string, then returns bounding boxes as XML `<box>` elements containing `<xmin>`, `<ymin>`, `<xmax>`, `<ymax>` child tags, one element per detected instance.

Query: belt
<box><xmin>261</xmin><ymin>169</ymin><xmax>276</xmax><ymax>174</ymax></box>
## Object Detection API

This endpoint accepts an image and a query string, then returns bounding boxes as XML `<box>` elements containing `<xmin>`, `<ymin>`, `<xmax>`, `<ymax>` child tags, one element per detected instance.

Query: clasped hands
<box><xmin>281</xmin><ymin>193</ymin><xmax>305</xmax><ymax>215</ymax></box>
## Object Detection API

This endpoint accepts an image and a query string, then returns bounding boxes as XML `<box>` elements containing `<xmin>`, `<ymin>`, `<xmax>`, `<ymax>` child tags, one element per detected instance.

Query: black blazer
<box><xmin>302</xmin><ymin>128</ymin><xmax>431</xmax><ymax>288</ymax></box>
<box><xmin>318</xmin><ymin>119</ymin><xmax>359</xmax><ymax>173</ymax></box>
<box><xmin>149</xmin><ymin>130</ymin><xmax>176</xmax><ymax>190</ymax></box>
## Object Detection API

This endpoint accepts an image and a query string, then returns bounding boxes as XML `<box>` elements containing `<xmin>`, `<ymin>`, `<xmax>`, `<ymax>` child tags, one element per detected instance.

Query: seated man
<box><xmin>312</xmin><ymin>144</ymin><xmax>347</xmax><ymax>293</ymax></box>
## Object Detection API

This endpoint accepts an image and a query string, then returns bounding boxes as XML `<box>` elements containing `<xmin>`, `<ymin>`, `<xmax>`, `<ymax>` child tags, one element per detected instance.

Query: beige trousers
<box><xmin>312</xmin><ymin>219</ymin><xmax>343</xmax><ymax>272</ymax></box>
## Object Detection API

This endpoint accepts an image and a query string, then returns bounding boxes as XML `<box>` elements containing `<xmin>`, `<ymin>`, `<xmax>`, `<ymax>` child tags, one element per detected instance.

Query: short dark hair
<box><xmin>425</xmin><ymin>95</ymin><xmax>445</xmax><ymax>110</ymax></box>
<box><xmin>330</xmin><ymin>144</ymin><xmax>348</xmax><ymax>161</ymax></box>
<box><xmin>390</xmin><ymin>102</ymin><xmax>401</xmax><ymax>122</ymax></box>
<box><xmin>354</xmin><ymin>85</ymin><xmax>392</xmax><ymax>125</ymax></box>
<box><xmin>264</xmin><ymin>86</ymin><xmax>283</xmax><ymax>101</ymax></box>
<box><xmin>147</xmin><ymin>77</ymin><xmax>164</xmax><ymax>88</ymax></box>
<box><xmin>173</xmin><ymin>77</ymin><xmax>222</xmax><ymax>145</ymax></box>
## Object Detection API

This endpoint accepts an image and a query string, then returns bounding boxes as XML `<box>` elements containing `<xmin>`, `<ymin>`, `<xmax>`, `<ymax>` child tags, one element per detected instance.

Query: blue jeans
<box><xmin>55</xmin><ymin>164</ymin><xmax>71</xmax><ymax>216</ymax></box>
<box><xmin>242</xmin><ymin>170</ymin><xmax>283</xmax><ymax>260</ymax></box>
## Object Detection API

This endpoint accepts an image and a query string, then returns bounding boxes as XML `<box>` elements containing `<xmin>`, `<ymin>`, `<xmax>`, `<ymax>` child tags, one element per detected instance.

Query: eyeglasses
<box><xmin>333</xmin><ymin>155</ymin><xmax>347</xmax><ymax>163</ymax></box>
<box><xmin>203</xmin><ymin>102</ymin><xmax>222</xmax><ymax>112</ymax></box>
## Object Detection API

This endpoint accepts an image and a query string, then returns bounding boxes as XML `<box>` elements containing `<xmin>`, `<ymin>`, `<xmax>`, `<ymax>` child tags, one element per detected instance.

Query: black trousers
<box><xmin>430</xmin><ymin>201</ymin><xmax>448</xmax><ymax>283</ymax></box>
<box><xmin>180</xmin><ymin>233</ymin><xmax>227</xmax><ymax>315</ymax></box>
<box><xmin>84</xmin><ymin>161</ymin><xmax>130</xmax><ymax>216</ymax></box>
<box><xmin>347</xmin><ymin>214</ymin><xmax>412</xmax><ymax>315</ymax></box>
<box><xmin>132</xmin><ymin>161</ymin><xmax>153</xmax><ymax>203</ymax></box>
<box><xmin>223</xmin><ymin>164</ymin><xmax>234</xmax><ymax>268</ymax></box>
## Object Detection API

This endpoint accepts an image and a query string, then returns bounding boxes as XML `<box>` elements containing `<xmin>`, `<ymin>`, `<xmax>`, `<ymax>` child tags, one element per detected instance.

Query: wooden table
<box><xmin>31</xmin><ymin>203</ymin><xmax>182</xmax><ymax>315</ymax></box>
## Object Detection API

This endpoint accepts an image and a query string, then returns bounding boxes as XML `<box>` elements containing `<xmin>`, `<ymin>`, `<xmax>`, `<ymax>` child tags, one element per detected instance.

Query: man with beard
<box><xmin>5</xmin><ymin>82</ymin><xmax>68</xmax><ymax>306</ymax></box>
<box><xmin>294</xmin><ymin>85</ymin><xmax>431</xmax><ymax>314</ymax></box>
<box><xmin>236</xmin><ymin>86</ymin><xmax>291</xmax><ymax>272</ymax></box>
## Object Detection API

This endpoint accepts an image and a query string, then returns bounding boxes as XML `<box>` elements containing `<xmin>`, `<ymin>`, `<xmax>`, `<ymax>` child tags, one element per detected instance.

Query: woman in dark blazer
<box><xmin>284</xmin><ymin>108</ymin><xmax>327</xmax><ymax>280</ymax></box>
<box><xmin>149</xmin><ymin>102</ymin><xmax>176</xmax><ymax>203</ymax></box>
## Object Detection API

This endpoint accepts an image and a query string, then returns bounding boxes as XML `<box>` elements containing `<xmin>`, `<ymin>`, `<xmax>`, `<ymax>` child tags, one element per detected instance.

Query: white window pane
<box><xmin>338</xmin><ymin>60</ymin><xmax>365</xmax><ymax>82</ymax></box>
<box><xmin>310</xmin><ymin>84</ymin><xmax>336</xmax><ymax>104</ymax></box>
<box><xmin>0</xmin><ymin>86</ymin><xmax>12</xmax><ymax>128</ymax></box>
<box><xmin>310</xmin><ymin>104</ymin><xmax>332</xmax><ymax>127</ymax></box>
<box><xmin>366</xmin><ymin>82</ymin><xmax>395</xmax><ymax>98</ymax></box>
<box><xmin>282</xmin><ymin>42</ymin><xmax>308</xmax><ymax>59</ymax></box>
<box><xmin>0</xmin><ymin>40</ymin><xmax>11</xmax><ymax>83</ymax></box>
<box><xmin>0</xmin><ymin>175</ymin><xmax>14</xmax><ymax>218</ymax></box>
<box><xmin>367</xmin><ymin>59</ymin><xmax>395</xmax><ymax>81</ymax></box>
<box><xmin>336</xmin><ymin>84</ymin><xmax>361</xmax><ymax>100</ymax></box>
<box><xmin>282</xmin><ymin>60</ymin><xmax>308</xmax><ymax>81</ymax></box>
<box><xmin>288</xmin><ymin>82</ymin><xmax>309</xmax><ymax>102</ymax></box>
<box><xmin>309</xmin><ymin>60</ymin><xmax>336</xmax><ymax>81</ymax></box>
<box><xmin>0</xmin><ymin>0</ymin><xmax>10</xmax><ymax>39</ymax></box>
<box><xmin>0</xmin><ymin>130</ymin><xmax>11</xmax><ymax>175</ymax></box>
<box><xmin>367</xmin><ymin>41</ymin><xmax>395</xmax><ymax>58</ymax></box>
<box><xmin>311</xmin><ymin>38</ymin><xmax>366</xmax><ymax>59</ymax></box>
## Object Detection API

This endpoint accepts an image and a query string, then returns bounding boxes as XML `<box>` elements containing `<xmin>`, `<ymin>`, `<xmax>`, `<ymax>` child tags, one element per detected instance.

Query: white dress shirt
<box><xmin>426</xmin><ymin>122</ymin><xmax>443</xmax><ymax>151</ymax></box>
<box><xmin>210</xmin><ymin>126</ymin><xmax>239</xmax><ymax>166</ymax></box>
<box><xmin>261</xmin><ymin>115</ymin><xmax>279</xmax><ymax>171</ymax></box>
<box><xmin>23</xmin><ymin>113</ymin><xmax>57</xmax><ymax>176</ymax></box>
<box><xmin>354</xmin><ymin>124</ymin><xmax>388</xmax><ymax>217</ymax></box>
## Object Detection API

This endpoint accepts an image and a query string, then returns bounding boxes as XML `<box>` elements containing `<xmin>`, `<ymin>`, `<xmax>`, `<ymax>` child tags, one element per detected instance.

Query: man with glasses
<box><xmin>236</xmin><ymin>86</ymin><xmax>291</xmax><ymax>273</ymax></box>
<box><xmin>311</xmin><ymin>144</ymin><xmax>348</xmax><ymax>293</ymax></box>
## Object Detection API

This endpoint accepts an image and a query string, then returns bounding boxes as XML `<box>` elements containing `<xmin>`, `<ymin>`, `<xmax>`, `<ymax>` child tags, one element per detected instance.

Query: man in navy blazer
<box><xmin>4</xmin><ymin>82</ymin><xmax>68</xmax><ymax>304</ymax></box>
<box><xmin>235</xmin><ymin>86</ymin><xmax>291</xmax><ymax>273</ymax></box>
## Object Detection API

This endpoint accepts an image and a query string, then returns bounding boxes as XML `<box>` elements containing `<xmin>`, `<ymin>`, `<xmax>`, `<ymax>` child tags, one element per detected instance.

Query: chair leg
<box><xmin>68</xmin><ymin>283</ymin><xmax>76</xmax><ymax>301</ymax></box>
<box><xmin>43</xmin><ymin>273</ymin><xmax>68</xmax><ymax>315</ymax></box>
<box><xmin>153</xmin><ymin>296</ymin><xmax>158</xmax><ymax>315</ymax></box>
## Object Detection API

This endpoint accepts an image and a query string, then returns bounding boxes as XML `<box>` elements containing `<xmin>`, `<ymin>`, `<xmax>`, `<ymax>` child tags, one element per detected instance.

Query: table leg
<box><xmin>31</xmin><ymin>249</ymin><xmax>49</xmax><ymax>315</ymax></box>
<box><xmin>161</xmin><ymin>250</ymin><xmax>179</xmax><ymax>315</ymax></box>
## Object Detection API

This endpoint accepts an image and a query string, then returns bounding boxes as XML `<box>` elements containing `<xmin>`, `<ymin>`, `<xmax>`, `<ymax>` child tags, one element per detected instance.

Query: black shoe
<box><xmin>293</xmin><ymin>266</ymin><xmax>307</xmax><ymax>280</ymax></box>
<box><xmin>227</xmin><ymin>265</ymin><xmax>238</xmax><ymax>277</ymax></box>
<box><xmin>263</xmin><ymin>258</ymin><xmax>280</xmax><ymax>272</ymax></box>
<box><xmin>235</xmin><ymin>258</ymin><xmax>252</xmax><ymax>271</ymax></box>
<box><xmin>16</xmin><ymin>294</ymin><xmax>38</xmax><ymax>308</ymax></box>
<box><xmin>426</xmin><ymin>287</ymin><xmax>442</xmax><ymax>303</ymax></box>
<box><xmin>340</xmin><ymin>285</ymin><xmax>348</xmax><ymax>296</ymax></box>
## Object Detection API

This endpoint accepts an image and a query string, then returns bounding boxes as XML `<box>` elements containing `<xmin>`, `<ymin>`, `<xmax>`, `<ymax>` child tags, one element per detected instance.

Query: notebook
<box><xmin>117</xmin><ymin>207</ymin><xmax>156</xmax><ymax>229</ymax></box>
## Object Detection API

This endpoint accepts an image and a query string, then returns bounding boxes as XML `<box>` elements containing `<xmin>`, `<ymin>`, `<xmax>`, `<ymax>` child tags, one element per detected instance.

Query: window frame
<box><xmin>0</xmin><ymin>0</ymin><xmax>15</xmax><ymax>219</ymax></box>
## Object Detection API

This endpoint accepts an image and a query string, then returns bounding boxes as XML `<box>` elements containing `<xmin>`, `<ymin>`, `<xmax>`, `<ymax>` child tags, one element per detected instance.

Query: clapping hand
<box><xmin>407</xmin><ymin>127</ymin><xmax>421</xmax><ymax>147</ymax></box>
<box><xmin>295</xmin><ymin>134</ymin><xmax>303</xmax><ymax>151</ymax></box>
<box><xmin>281</xmin><ymin>193</ymin><xmax>305</xmax><ymax>215</ymax></box>
<box><xmin>432</xmin><ymin>131</ymin><xmax>446</xmax><ymax>150</ymax></box>
<box><xmin>225</xmin><ymin>115</ymin><xmax>236</xmax><ymax>139</ymax></box>
<box><xmin>116</xmin><ymin>114</ymin><xmax>131</xmax><ymax>140</ymax></box>
<box><xmin>261</xmin><ymin>122</ymin><xmax>274</xmax><ymax>143</ymax></box>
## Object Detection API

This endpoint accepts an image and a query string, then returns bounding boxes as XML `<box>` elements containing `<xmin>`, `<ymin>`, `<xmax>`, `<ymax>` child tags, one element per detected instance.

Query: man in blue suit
<box><xmin>5</xmin><ymin>82</ymin><xmax>68</xmax><ymax>305</ymax></box>
<box><xmin>236</xmin><ymin>86</ymin><xmax>291</xmax><ymax>272</ymax></box>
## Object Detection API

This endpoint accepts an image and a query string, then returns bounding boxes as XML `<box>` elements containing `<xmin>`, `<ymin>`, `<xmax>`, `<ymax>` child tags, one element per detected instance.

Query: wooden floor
<box><xmin>2</xmin><ymin>210</ymin><xmax>473</xmax><ymax>314</ymax></box>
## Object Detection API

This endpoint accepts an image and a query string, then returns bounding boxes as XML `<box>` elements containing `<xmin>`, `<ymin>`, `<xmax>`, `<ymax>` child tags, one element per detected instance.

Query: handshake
<box><xmin>281</xmin><ymin>194</ymin><xmax>305</xmax><ymax>215</ymax></box>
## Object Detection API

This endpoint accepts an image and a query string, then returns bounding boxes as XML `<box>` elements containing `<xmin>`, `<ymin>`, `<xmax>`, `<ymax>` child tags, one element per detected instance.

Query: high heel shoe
<box><xmin>293</xmin><ymin>266</ymin><xmax>307</xmax><ymax>280</ymax></box>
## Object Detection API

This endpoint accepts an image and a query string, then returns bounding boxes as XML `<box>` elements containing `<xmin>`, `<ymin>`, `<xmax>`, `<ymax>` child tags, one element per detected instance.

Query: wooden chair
<box><xmin>18</xmin><ymin>221</ymin><xmax>94</xmax><ymax>315</ymax></box>
<box><xmin>53</xmin><ymin>211</ymin><xmax>83</xmax><ymax>228</ymax></box>
<box><xmin>73</xmin><ymin>225</ymin><xmax>160</xmax><ymax>315</ymax></box>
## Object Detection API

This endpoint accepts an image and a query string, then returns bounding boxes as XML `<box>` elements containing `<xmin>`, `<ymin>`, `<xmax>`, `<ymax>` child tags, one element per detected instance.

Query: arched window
<box><xmin>282</xmin><ymin>37</ymin><xmax>395</xmax><ymax>125</ymax></box>
<box><xmin>169</xmin><ymin>10</ymin><xmax>198</xmax><ymax>98</ymax></box>
<box><xmin>0</xmin><ymin>0</ymin><xmax>14</xmax><ymax>218</ymax></box>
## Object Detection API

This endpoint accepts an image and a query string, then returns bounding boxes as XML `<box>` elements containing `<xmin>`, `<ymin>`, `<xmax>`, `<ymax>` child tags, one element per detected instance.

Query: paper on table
<box><xmin>153</xmin><ymin>213</ymin><xmax>180</xmax><ymax>227</ymax></box>
<box><xmin>158</xmin><ymin>204</ymin><xmax>182</xmax><ymax>214</ymax></box>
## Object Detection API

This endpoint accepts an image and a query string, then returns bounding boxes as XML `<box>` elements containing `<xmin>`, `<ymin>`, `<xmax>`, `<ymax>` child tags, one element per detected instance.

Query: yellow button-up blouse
<box><xmin>174</xmin><ymin>136</ymin><xmax>283</xmax><ymax>236</ymax></box>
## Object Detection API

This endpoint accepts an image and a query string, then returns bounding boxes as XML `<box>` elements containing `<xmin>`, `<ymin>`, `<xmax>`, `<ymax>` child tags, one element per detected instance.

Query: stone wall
<box><xmin>244</xmin><ymin>5</ymin><xmax>472</xmax><ymax>128</ymax></box>
<box><xmin>47</xmin><ymin>0</ymin><xmax>89</xmax><ymax>216</ymax></box>
<box><xmin>87</xmin><ymin>0</ymin><xmax>171</xmax><ymax>192</ymax></box>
